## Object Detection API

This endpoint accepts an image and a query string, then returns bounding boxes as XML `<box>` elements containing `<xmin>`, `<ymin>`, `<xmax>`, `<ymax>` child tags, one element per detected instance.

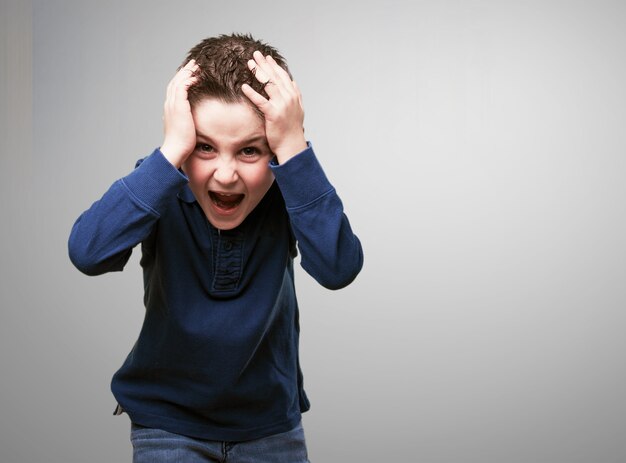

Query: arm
<box><xmin>69</xmin><ymin>60</ymin><xmax>200</xmax><ymax>275</ymax></box>
<box><xmin>271</xmin><ymin>145</ymin><xmax>363</xmax><ymax>289</ymax></box>
<box><xmin>68</xmin><ymin>151</ymin><xmax>188</xmax><ymax>275</ymax></box>
<box><xmin>243</xmin><ymin>52</ymin><xmax>363</xmax><ymax>289</ymax></box>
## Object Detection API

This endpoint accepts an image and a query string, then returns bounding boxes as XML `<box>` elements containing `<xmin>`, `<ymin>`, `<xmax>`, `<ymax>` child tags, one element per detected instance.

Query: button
<box><xmin>223</xmin><ymin>241</ymin><xmax>233</xmax><ymax>251</ymax></box>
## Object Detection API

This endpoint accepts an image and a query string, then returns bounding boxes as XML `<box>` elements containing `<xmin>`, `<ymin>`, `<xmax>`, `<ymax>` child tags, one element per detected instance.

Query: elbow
<box><xmin>308</xmin><ymin>248</ymin><xmax>364</xmax><ymax>290</ymax></box>
<box><xmin>68</xmin><ymin>245</ymin><xmax>128</xmax><ymax>276</ymax></box>
<box><xmin>319</xmin><ymin>273</ymin><xmax>359</xmax><ymax>291</ymax></box>
<box><xmin>68</xmin><ymin>233</ymin><xmax>127</xmax><ymax>276</ymax></box>
<box><xmin>68</xmin><ymin>219</ymin><xmax>100</xmax><ymax>275</ymax></box>
<box><xmin>68</xmin><ymin>239</ymin><xmax>103</xmax><ymax>276</ymax></box>
<box><xmin>67</xmin><ymin>213</ymin><xmax>134</xmax><ymax>276</ymax></box>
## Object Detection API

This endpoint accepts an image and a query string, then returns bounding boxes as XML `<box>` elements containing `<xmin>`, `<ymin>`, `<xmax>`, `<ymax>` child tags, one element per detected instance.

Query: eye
<box><xmin>240</xmin><ymin>147</ymin><xmax>261</xmax><ymax>158</ymax></box>
<box><xmin>194</xmin><ymin>143</ymin><xmax>216</xmax><ymax>159</ymax></box>
<box><xmin>196</xmin><ymin>143</ymin><xmax>214</xmax><ymax>153</ymax></box>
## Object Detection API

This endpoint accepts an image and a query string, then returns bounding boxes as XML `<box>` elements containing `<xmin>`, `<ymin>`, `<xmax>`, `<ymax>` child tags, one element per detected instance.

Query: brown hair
<box><xmin>182</xmin><ymin>33</ymin><xmax>290</xmax><ymax>107</ymax></box>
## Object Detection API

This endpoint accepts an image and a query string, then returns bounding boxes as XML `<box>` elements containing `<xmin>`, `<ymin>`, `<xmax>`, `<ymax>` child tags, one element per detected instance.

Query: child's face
<box><xmin>182</xmin><ymin>98</ymin><xmax>274</xmax><ymax>230</ymax></box>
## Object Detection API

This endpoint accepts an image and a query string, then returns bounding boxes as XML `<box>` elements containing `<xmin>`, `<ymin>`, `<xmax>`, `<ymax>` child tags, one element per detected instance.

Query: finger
<box><xmin>250</xmin><ymin>51</ymin><xmax>284</xmax><ymax>96</ymax></box>
<box><xmin>264</xmin><ymin>57</ymin><xmax>295</xmax><ymax>102</ymax></box>
<box><xmin>173</xmin><ymin>61</ymin><xmax>198</xmax><ymax>92</ymax></box>
<box><xmin>261</xmin><ymin>56</ymin><xmax>299</xmax><ymax>104</ymax></box>
<box><xmin>247</xmin><ymin>59</ymin><xmax>282</xmax><ymax>101</ymax></box>
<box><xmin>168</xmin><ymin>60</ymin><xmax>198</xmax><ymax>97</ymax></box>
<box><xmin>165</xmin><ymin>72</ymin><xmax>198</xmax><ymax>121</ymax></box>
<box><xmin>252</xmin><ymin>50</ymin><xmax>273</xmax><ymax>75</ymax></box>
<box><xmin>170</xmin><ymin>77</ymin><xmax>194</xmax><ymax>108</ymax></box>
<box><xmin>176</xmin><ymin>60</ymin><xmax>199</xmax><ymax>84</ymax></box>
<box><xmin>247</xmin><ymin>58</ymin><xmax>271</xmax><ymax>84</ymax></box>
<box><xmin>242</xmin><ymin>83</ymin><xmax>270</xmax><ymax>112</ymax></box>
<box><xmin>265</xmin><ymin>55</ymin><xmax>293</xmax><ymax>88</ymax></box>
<box><xmin>173</xmin><ymin>62</ymin><xmax>199</xmax><ymax>96</ymax></box>
<box><xmin>179</xmin><ymin>63</ymin><xmax>200</xmax><ymax>89</ymax></box>
<box><xmin>180</xmin><ymin>59</ymin><xmax>197</xmax><ymax>73</ymax></box>
<box><xmin>292</xmin><ymin>80</ymin><xmax>304</xmax><ymax>108</ymax></box>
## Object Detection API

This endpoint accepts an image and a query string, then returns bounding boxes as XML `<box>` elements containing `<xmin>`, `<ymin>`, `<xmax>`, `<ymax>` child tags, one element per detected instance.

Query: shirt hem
<box><xmin>119</xmin><ymin>405</ymin><xmax>304</xmax><ymax>442</ymax></box>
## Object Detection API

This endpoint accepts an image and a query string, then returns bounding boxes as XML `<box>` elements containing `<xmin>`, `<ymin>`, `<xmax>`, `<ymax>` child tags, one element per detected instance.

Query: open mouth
<box><xmin>209</xmin><ymin>191</ymin><xmax>245</xmax><ymax>211</ymax></box>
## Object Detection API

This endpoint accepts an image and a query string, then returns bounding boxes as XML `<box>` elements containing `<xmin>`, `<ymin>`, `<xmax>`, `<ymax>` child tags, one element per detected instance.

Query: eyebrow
<box><xmin>239</xmin><ymin>135</ymin><xmax>267</xmax><ymax>146</ymax></box>
<box><xmin>195</xmin><ymin>132</ymin><xmax>267</xmax><ymax>146</ymax></box>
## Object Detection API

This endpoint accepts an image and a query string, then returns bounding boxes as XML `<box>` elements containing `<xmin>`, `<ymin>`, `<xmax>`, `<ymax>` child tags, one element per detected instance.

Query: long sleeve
<box><xmin>270</xmin><ymin>144</ymin><xmax>363</xmax><ymax>289</ymax></box>
<box><xmin>68</xmin><ymin>149</ymin><xmax>188</xmax><ymax>276</ymax></box>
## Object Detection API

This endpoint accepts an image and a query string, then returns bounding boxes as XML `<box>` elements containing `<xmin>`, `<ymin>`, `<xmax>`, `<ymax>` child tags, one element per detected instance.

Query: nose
<box><xmin>212</xmin><ymin>156</ymin><xmax>238</xmax><ymax>185</ymax></box>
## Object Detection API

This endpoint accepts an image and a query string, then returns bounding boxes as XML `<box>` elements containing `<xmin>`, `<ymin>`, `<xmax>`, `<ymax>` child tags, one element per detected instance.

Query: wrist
<box><xmin>159</xmin><ymin>143</ymin><xmax>189</xmax><ymax>169</ymax></box>
<box><xmin>272</xmin><ymin>134</ymin><xmax>307</xmax><ymax>165</ymax></box>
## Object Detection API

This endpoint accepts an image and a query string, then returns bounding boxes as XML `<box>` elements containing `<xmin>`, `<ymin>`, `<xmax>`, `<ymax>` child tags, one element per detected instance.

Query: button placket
<box><xmin>212</xmin><ymin>230</ymin><xmax>245</xmax><ymax>292</ymax></box>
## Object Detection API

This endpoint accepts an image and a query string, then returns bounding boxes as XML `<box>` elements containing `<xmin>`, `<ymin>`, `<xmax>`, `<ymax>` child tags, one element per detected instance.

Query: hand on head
<box><xmin>242</xmin><ymin>51</ymin><xmax>307</xmax><ymax>164</ymax></box>
<box><xmin>160</xmin><ymin>59</ymin><xmax>200</xmax><ymax>168</ymax></box>
<box><xmin>159</xmin><ymin>51</ymin><xmax>307</xmax><ymax>169</ymax></box>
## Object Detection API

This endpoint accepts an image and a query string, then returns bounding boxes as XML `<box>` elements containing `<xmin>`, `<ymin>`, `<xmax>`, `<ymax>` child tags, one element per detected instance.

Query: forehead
<box><xmin>191</xmin><ymin>98</ymin><xmax>265</xmax><ymax>143</ymax></box>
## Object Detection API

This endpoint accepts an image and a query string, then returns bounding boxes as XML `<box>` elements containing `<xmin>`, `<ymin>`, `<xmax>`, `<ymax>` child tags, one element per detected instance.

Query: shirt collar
<box><xmin>177</xmin><ymin>184</ymin><xmax>197</xmax><ymax>203</ymax></box>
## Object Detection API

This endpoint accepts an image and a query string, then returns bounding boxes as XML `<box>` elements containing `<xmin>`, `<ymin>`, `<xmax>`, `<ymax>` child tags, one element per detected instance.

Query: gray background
<box><xmin>2</xmin><ymin>0</ymin><xmax>625</xmax><ymax>461</ymax></box>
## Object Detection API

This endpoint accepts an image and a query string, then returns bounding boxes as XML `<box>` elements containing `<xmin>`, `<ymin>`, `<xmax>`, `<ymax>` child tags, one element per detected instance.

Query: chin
<box><xmin>209</xmin><ymin>219</ymin><xmax>242</xmax><ymax>230</ymax></box>
<box><xmin>204</xmin><ymin>210</ymin><xmax>247</xmax><ymax>230</ymax></box>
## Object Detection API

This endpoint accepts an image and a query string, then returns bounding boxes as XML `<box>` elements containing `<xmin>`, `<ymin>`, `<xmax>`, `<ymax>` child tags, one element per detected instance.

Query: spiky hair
<box><xmin>182</xmin><ymin>33</ymin><xmax>290</xmax><ymax>106</ymax></box>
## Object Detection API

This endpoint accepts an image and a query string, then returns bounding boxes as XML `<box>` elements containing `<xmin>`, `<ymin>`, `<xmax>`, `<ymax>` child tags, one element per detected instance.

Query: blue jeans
<box><xmin>130</xmin><ymin>421</ymin><xmax>310</xmax><ymax>463</ymax></box>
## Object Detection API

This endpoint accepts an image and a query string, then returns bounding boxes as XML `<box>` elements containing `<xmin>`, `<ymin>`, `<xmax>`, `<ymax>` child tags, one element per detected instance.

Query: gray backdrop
<box><xmin>2</xmin><ymin>0</ymin><xmax>626</xmax><ymax>461</ymax></box>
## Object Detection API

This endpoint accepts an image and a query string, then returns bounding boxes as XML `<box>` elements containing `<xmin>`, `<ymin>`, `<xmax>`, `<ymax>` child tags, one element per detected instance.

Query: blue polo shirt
<box><xmin>68</xmin><ymin>145</ymin><xmax>363</xmax><ymax>441</ymax></box>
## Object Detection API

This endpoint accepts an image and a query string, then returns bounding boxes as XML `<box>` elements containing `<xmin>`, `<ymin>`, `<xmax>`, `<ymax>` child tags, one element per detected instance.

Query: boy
<box><xmin>68</xmin><ymin>33</ymin><xmax>362</xmax><ymax>462</ymax></box>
